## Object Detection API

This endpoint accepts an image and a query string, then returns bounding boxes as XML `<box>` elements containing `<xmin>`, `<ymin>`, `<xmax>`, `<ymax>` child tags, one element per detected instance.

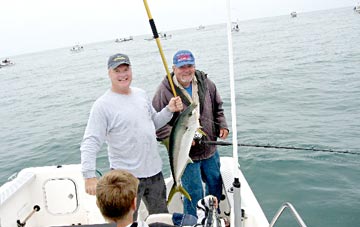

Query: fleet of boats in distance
<box><xmin>2</xmin><ymin>6</ymin><xmax>359</xmax><ymax>66</ymax></box>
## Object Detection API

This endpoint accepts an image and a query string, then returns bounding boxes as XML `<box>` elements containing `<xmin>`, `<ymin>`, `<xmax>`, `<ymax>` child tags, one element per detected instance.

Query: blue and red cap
<box><xmin>173</xmin><ymin>50</ymin><xmax>195</xmax><ymax>67</ymax></box>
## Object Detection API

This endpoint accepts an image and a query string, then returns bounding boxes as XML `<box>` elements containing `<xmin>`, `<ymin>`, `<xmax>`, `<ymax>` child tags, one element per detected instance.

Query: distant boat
<box><xmin>196</xmin><ymin>25</ymin><xmax>205</xmax><ymax>30</ymax></box>
<box><xmin>0</xmin><ymin>58</ymin><xmax>14</xmax><ymax>68</ymax></box>
<box><xmin>354</xmin><ymin>5</ymin><xmax>360</xmax><ymax>13</ymax></box>
<box><xmin>144</xmin><ymin>37</ymin><xmax>155</xmax><ymax>41</ymax></box>
<box><xmin>231</xmin><ymin>21</ymin><xmax>240</xmax><ymax>32</ymax></box>
<box><xmin>70</xmin><ymin>45</ymin><xmax>84</xmax><ymax>52</ymax></box>
<box><xmin>291</xmin><ymin>11</ymin><xmax>297</xmax><ymax>18</ymax></box>
<box><xmin>115</xmin><ymin>36</ymin><xmax>133</xmax><ymax>42</ymax></box>
<box><xmin>145</xmin><ymin>32</ymin><xmax>172</xmax><ymax>41</ymax></box>
<box><xmin>232</xmin><ymin>23</ymin><xmax>240</xmax><ymax>32</ymax></box>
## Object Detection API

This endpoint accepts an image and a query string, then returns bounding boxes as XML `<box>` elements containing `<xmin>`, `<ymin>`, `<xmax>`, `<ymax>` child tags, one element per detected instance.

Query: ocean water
<box><xmin>1</xmin><ymin>7</ymin><xmax>360</xmax><ymax>227</ymax></box>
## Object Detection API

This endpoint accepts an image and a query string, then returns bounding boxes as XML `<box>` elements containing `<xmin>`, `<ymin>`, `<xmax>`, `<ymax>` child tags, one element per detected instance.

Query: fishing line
<box><xmin>197</xmin><ymin>117</ymin><xmax>358</xmax><ymax>155</ymax></box>
<box><xmin>200</xmin><ymin>140</ymin><xmax>359</xmax><ymax>156</ymax></box>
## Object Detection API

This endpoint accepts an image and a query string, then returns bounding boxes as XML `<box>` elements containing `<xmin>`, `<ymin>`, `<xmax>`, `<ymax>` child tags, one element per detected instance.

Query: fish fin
<box><xmin>160</xmin><ymin>137</ymin><xmax>170</xmax><ymax>151</ymax></box>
<box><xmin>197</xmin><ymin>128</ymin><xmax>207</xmax><ymax>136</ymax></box>
<box><xmin>188</xmin><ymin>158</ymin><xmax>193</xmax><ymax>164</ymax></box>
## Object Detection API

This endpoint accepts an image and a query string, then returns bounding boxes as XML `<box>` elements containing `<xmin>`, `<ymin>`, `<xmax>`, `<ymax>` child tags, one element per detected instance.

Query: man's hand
<box><xmin>219</xmin><ymin>128</ymin><xmax>229</xmax><ymax>139</ymax></box>
<box><xmin>85</xmin><ymin>177</ymin><xmax>98</xmax><ymax>195</ymax></box>
<box><xmin>167</xmin><ymin>96</ymin><xmax>183</xmax><ymax>112</ymax></box>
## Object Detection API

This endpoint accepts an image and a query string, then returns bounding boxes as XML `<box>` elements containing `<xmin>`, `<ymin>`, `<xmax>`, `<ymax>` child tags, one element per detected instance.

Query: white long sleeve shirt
<box><xmin>80</xmin><ymin>87</ymin><xmax>172</xmax><ymax>178</ymax></box>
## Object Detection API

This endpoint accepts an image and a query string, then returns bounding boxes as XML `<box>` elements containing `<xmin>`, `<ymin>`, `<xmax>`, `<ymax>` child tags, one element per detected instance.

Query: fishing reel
<box><xmin>193</xmin><ymin>130</ymin><xmax>204</xmax><ymax>146</ymax></box>
<box><xmin>193</xmin><ymin>131</ymin><xmax>203</xmax><ymax>140</ymax></box>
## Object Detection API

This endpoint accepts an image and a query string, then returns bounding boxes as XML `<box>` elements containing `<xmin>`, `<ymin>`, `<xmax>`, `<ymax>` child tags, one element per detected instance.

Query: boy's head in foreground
<box><xmin>96</xmin><ymin>169</ymin><xmax>139</xmax><ymax>223</ymax></box>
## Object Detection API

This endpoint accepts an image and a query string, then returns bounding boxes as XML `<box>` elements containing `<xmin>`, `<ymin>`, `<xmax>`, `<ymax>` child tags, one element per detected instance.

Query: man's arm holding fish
<box><xmin>152</xmin><ymin>83</ymin><xmax>177</xmax><ymax>142</ymax></box>
<box><xmin>167</xmin><ymin>96</ymin><xmax>184</xmax><ymax>112</ymax></box>
<box><xmin>151</xmin><ymin>96</ymin><xmax>183</xmax><ymax>129</ymax></box>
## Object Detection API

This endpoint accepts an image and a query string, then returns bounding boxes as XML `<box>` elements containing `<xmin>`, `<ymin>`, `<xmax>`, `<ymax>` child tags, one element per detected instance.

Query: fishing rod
<box><xmin>200</xmin><ymin>140</ymin><xmax>360</xmax><ymax>155</ymax></box>
<box><xmin>142</xmin><ymin>0</ymin><xmax>177</xmax><ymax>97</ymax></box>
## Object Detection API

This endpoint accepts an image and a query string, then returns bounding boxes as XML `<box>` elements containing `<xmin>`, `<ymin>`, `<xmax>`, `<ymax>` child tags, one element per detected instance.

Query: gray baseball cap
<box><xmin>107</xmin><ymin>53</ymin><xmax>131</xmax><ymax>69</ymax></box>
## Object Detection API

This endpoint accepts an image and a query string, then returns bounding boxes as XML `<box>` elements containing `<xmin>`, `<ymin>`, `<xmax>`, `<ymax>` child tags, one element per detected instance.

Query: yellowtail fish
<box><xmin>167</xmin><ymin>102</ymin><xmax>201</xmax><ymax>204</ymax></box>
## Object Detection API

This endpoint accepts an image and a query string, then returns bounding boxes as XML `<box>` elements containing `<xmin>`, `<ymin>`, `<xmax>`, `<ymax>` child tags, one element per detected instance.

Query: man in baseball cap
<box><xmin>152</xmin><ymin>49</ymin><xmax>229</xmax><ymax>217</ymax></box>
<box><xmin>81</xmin><ymin>52</ymin><xmax>183</xmax><ymax>220</ymax></box>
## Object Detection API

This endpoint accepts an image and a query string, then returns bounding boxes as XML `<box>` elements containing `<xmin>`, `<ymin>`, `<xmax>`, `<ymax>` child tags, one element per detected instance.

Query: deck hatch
<box><xmin>43</xmin><ymin>178</ymin><xmax>78</xmax><ymax>215</ymax></box>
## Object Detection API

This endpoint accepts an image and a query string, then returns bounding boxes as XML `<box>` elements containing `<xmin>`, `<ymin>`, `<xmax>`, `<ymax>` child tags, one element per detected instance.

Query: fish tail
<box><xmin>179</xmin><ymin>185</ymin><xmax>192</xmax><ymax>201</ymax></box>
<box><xmin>167</xmin><ymin>184</ymin><xmax>192</xmax><ymax>205</ymax></box>
<box><xmin>167</xmin><ymin>184</ymin><xmax>177</xmax><ymax>205</ymax></box>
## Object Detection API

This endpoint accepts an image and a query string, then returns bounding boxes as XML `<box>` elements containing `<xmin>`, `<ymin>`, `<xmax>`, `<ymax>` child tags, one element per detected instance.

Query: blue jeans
<box><xmin>172</xmin><ymin>213</ymin><xmax>197</xmax><ymax>226</ymax></box>
<box><xmin>181</xmin><ymin>151</ymin><xmax>222</xmax><ymax>217</ymax></box>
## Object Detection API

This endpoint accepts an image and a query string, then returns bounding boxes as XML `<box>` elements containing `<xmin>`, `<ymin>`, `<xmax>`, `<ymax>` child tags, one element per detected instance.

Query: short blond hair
<box><xmin>96</xmin><ymin>170</ymin><xmax>139</xmax><ymax>222</ymax></box>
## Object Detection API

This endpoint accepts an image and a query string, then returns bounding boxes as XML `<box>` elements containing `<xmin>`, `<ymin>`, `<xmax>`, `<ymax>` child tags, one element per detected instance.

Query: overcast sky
<box><xmin>0</xmin><ymin>0</ymin><xmax>357</xmax><ymax>58</ymax></box>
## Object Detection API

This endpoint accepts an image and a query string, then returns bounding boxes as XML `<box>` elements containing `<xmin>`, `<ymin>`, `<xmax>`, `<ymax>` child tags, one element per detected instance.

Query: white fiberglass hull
<box><xmin>0</xmin><ymin>157</ymin><xmax>268</xmax><ymax>227</ymax></box>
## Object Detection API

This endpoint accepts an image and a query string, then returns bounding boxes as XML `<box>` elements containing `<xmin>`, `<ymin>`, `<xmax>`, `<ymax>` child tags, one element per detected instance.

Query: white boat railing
<box><xmin>0</xmin><ymin>171</ymin><xmax>35</xmax><ymax>206</ymax></box>
<box><xmin>269</xmin><ymin>202</ymin><xmax>307</xmax><ymax>227</ymax></box>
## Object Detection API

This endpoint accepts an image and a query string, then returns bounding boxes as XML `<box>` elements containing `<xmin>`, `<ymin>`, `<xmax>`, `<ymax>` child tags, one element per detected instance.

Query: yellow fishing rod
<box><xmin>143</xmin><ymin>0</ymin><xmax>177</xmax><ymax>97</ymax></box>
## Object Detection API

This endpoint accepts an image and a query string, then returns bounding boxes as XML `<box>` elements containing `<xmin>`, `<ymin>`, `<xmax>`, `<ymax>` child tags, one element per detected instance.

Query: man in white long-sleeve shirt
<box><xmin>80</xmin><ymin>53</ymin><xmax>183</xmax><ymax>219</ymax></box>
